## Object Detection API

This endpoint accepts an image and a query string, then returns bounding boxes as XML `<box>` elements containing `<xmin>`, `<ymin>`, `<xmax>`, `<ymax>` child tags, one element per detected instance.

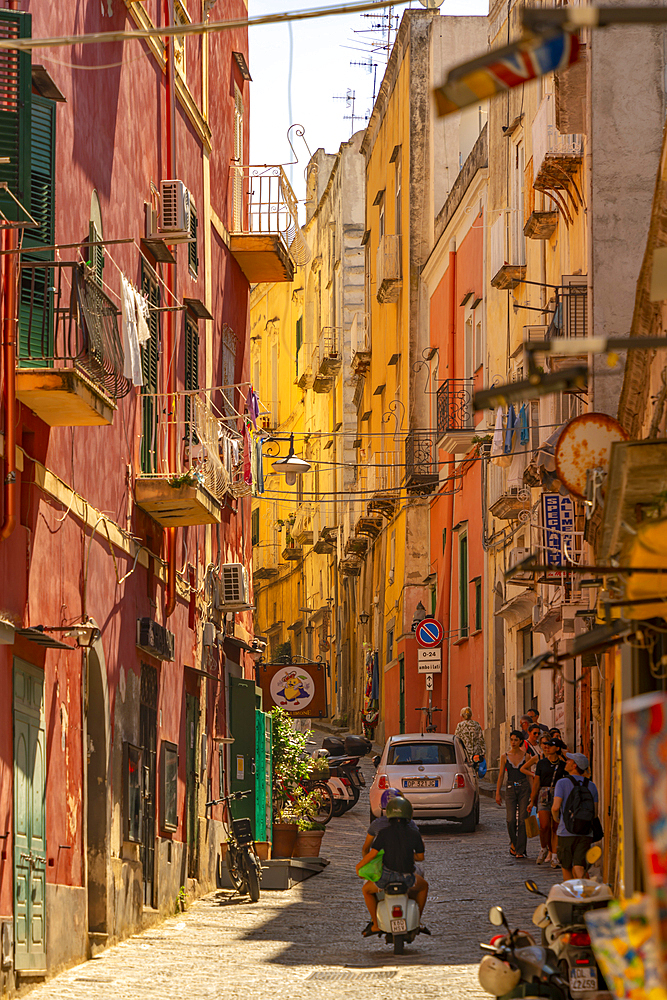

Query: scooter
<box><xmin>375</xmin><ymin>875</ymin><xmax>422</xmax><ymax>955</ymax></box>
<box><xmin>478</xmin><ymin>904</ymin><xmax>568</xmax><ymax>1000</ymax></box>
<box><xmin>525</xmin><ymin>877</ymin><xmax>613</xmax><ymax>999</ymax></box>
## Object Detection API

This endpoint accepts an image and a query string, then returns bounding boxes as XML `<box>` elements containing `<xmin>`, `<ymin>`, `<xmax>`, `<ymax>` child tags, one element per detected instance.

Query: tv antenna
<box><xmin>333</xmin><ymin>89</ymin><xmax>369</xmax><ymax>137</ymax></box>
<box><xmin>350</xmin><ymin>57</ymin><xmax>380</xmax><ymax>104</ymax></box>
<box><xmin>353</xmin><ymin>7</ymin><xmax>400</xmax><ymax>62</ymax></box>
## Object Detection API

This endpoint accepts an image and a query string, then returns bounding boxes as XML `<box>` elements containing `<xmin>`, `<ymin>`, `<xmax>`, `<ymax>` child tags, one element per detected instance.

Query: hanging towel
<box><xmin>120</xmin><ymin>274</ymin><xmax>142</xmax><ymax>386</ymax></box>
<box><xmin>519</xmin><ymin>403</ymin><xmax>530</xmax><ymax>445</ymax></box>
<box><xmin>256</xmin><ymin>439</ymin><xmax>264</xmax><ymax>494</ymax></box>
<box><xmin>250</xmin><ymin>431</ymin><xmax>258</xmax><ymax>494</ymax></box>
<box><xmin>504</xmin><ymin>404</ymin><xmax>518</xmax><ymax>454</ymax></box>
<box><xmin>246</xmin><ymin>387</ymin><xmax>259</xmax><ymax>430</ymax></box>
<box><xmin>231</xmin><ymin>439</ymin><xmax>240</xmax><ymax>468</ymax></box>
<box><xmin>243</xmin><ymin>425</ymin><xmax>252</xmax><ymax>485</ymax></box>
<box><xmin>134</xmin><ymin>289</ymin><xmax>151</xmax><ymax>345</ymax></box>
<box><xmin>491</xmin><ymin>407</ymin><xmax>504</xmax><ymax>457</ymax></box>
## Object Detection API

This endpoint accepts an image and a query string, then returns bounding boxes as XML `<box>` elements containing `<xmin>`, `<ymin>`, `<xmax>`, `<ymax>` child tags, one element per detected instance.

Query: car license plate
<box><xmin>570</xmin><ymin>967</ymin><xmax>598</xmax><ymax>992</ymax></box>
<box><xmin>390</xmin><ymin>918</ymin><xmax>407</xmax><ymax>933</ymax></box>
<box><xmin>403</xmin><ymin>778</ymin><xmax>438</xmax><ymax>788</ymax></box>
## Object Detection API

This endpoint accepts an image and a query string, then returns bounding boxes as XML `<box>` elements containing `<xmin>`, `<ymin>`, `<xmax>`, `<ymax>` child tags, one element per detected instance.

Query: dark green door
<box><xmin>399</xmin><ymin>654</ymin><xmax>405</xmax><ymax>734</ymax></box>
<box><xmin>185</xmin><ymin>694</ymin><xmax>199</xmax><ymax>879</ymax></box>
<box><xmin>13</xmin><ymin>659</ymin><xmax>46</xmax><ymax>973</ymax></box>
<box><xmin>254</xmin><ymin>711</ymin><xmax>268</xmax><ymax>842</ymax></box>
<box><xmin>229</xmin><ymin>677</ymin><xmax>256</xmax><ymax>830</ymax></box>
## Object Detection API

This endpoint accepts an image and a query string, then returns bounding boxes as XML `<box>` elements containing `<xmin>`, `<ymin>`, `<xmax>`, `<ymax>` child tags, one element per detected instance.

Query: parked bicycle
<box><xmin>206</xmin><ymin>789</ymin><xmax>262</xmax><ymax>903</ymax></box>
<box><xmin>272</xmin><ymin>768</ymin><xmax>335</xmax><ymax>825</ymax></box>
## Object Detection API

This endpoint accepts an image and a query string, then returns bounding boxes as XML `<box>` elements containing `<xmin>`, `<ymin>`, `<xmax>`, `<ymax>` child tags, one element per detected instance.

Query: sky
<box><xmin>247</xmin><ymin>0</ymin><xmax>488</xmax><ymax>201</ymax></box>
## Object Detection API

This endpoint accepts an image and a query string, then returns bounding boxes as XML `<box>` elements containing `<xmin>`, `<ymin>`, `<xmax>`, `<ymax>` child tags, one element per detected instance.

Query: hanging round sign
<box><xmin>415</xmin><ymin>617</ymin><xmax>444</xmax><ymax>648</ymax></box>
<box><xmin>555</xmin><ymin>412</ymin><xmax>629</xmax><ymax>499</ymax></box>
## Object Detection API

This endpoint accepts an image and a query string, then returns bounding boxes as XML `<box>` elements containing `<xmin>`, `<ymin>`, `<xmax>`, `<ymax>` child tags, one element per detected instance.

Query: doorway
<box><xmin>87</xmin><ymin>647</ymin><xmax>110</xmax><ymax>934</ymax></box>
<box><xmin>139</xmin><ymin>663</ymin><xmax>158</xmax><ymax>906</ymax></box>
<box><xmin>399</xmin><ymin>654</ymin><xmax>405</xmax><ymax>734</ymax></box>
<box><xmin>185</xmin><ymin>693</ymin><xmax>199</xmax><ymax>879</ymax></box>
<box><xmin>229</xmin><ymin>677</ymin><xmax>256</xmax><ymax>829</ymax></box>
<box><xmin>13</xmin><ymin>658</ymin><xmax>47</xmax><ymax>973</ymax></box>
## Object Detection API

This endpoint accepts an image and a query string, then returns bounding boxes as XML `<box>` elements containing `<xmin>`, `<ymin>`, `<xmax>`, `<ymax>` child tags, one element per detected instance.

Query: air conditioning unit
<box><xmin>145</xmin><ymin>201</ymin><xmax>159</xmax><ymax>240</ymax></box>
<box><xmin>159</xmin><ymin>179</ymin><xmax>191</xmax><ymax>240</ymax></box>
<box><xmin>136</xmin><ymin>617</ymin><xmax>175</xmax><ymax>661</ymax></box>
<box><xmin>508</xmin><ymin>546</ymin><xmax>531</xmax><ymax>570</ymax></box>
<box><xmin>219</xmin><ymin>563</ymin><xmax>252</xmax><ymax>609</ymax></box>
<box><xmin>532</xmin><ymin>598</ymin><xmax>543</xmax><ymax>625</ymax></box>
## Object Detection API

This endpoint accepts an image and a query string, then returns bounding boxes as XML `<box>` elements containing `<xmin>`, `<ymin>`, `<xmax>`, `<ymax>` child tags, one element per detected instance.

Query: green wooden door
<box><xmin>399</xmin><ymin>654</ymin><xmax>405</xmax><ymax>734</ymax></box>
<box><xmin>13</xmin><ymin>659</ymin><xmax>46</xmax><ymax>973</ymax></box>
<box><xmin>185</xmin><ymin>694</ymin><xmax>199</xmax><ymax>879</ymax></box>
<box><xmin>254</xmin><ymin>712</ymin><xmax>266</xmax><ymax>842</ymax></box>
<box><xmin>229</xmin><ymin>677</ymin><xmax>256</xmax><ymax>831</ymax></box>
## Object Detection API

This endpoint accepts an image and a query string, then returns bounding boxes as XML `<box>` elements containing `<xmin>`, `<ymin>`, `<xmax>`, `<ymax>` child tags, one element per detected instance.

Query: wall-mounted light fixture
<box><xmin>358</xmin><ymin>611</ymin><xmax>370</xmax><ymax>625</ymax></box>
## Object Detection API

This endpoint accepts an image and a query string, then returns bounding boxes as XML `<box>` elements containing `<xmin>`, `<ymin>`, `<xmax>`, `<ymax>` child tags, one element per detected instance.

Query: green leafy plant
<box><xmin>296</xmin><ymin>818</ymin><xmax>325</xmax><ymax>832</ymax></box>
<box><xmin>270</xmin><ymin>707</ymin><xmax>316</xmax><ymax>822</ymax></box>
<box><xmin>176</xmin><ymin>885</ymin><xmax>187</xmax><ymax>912</ymax></box>
<box><xmin>169</xmin><ymin>471</ymin><xmax>197</xmax><ymax>488</ymax></box>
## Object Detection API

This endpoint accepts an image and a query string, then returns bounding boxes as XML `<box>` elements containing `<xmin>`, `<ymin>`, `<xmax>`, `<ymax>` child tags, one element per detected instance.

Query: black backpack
<box><xmin>563</xmin><ymin>775</ymin><xmax>595</xmax><ymax>835</ymax></box>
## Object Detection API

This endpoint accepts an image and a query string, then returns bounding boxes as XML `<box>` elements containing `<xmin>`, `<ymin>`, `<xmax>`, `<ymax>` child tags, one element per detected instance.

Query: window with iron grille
<box><xmin>140</xmin><ymin>263</ymin><xmax>161</xmax><ymax>474</ymax></box>
<box><xmin>0</xmin><ymin>10</ymin><xmax>32</xmax><ymax>224</ymax></box>
<box><xmin>188</xmin><ymin>201</ymin><xmax>198</xmax><ymax>277</ymax></box>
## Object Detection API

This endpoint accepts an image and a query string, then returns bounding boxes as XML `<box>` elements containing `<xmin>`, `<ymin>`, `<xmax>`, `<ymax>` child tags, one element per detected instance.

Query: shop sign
<box><xmin>258</xmin><ymin>660</ymin><xmax>328</xmax><ymax>718</ymax></box>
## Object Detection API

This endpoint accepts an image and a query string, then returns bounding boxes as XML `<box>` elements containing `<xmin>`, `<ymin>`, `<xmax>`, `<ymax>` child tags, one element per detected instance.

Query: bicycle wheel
<box><xmin>308</xmin><ymin>782</ymin><xmax>334</xmax><ymax>824</ymax></box>
<box><xmin>227</xmin><ymin>850</ymin><xmax>247</xmax><ymax>893</ymax></box>
<box><xmin>246</xmin><ymin>863</ymin><xmax>260</xmax><ymax>903</ymax></box>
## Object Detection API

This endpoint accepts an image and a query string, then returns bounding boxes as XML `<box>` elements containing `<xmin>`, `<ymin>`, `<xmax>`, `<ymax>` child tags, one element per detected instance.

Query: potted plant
<box><xmin>270</xmin><ymin>707</ymin><xmax>312</xmax><ymax>859</ymax></box>
<box><xmin>293</xmin><ymin>819</ymin><xmax>325</xmax><ymax>858</ymax></box>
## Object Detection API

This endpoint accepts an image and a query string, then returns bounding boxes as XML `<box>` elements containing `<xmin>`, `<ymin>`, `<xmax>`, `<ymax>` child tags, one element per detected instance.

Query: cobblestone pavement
<box><xmin>26</xmin><ymin>761</ymin><xmax>562</xmax><ymax>1000</ymax></box>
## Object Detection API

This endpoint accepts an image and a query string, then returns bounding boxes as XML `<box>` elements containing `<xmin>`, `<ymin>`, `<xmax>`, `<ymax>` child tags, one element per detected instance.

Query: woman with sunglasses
<box><xmin>521</xmin><ymin>737</ymin><xmax>566</xmax><ymax>867</ymax></box>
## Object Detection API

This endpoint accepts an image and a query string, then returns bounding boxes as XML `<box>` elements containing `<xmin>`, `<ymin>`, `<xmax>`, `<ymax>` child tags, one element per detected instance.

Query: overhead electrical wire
<box><xmin>0</xmin><ymin>0</ymin><xmax>411</xmax><ymax>52</ymax></box>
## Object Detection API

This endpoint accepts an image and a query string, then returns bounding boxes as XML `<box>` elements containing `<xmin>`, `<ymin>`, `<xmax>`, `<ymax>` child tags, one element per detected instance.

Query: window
<box><xmin>386</xmin><ymin>628</ymin><xmax>394</xmax><ymax>663</ymax></box>
<box><xmin>520</xmin><ymin>626</ymin><xmax>534</xmax><ymax>712</ymax></box>
<box><xmin>459</xmin><ymin>530</ymin><xmax>469</xmax><ymax>639</ymax></box>
<box><xmin>474</xmin><ymin>319</ymin><xmax>483</xmax><ymax>373</ymax></box>
<box><xmin>221</xmin><ymin>324</ymin><xmax>238</xmax><ymax>416</ymax></box>
<box><xmin>232</xmin><ymin>85</ymin><xmax>244</xmax><ymax>230</ymax></box>
<box><xmin>0</xmin><ymin>9</ymin><xmax>32</xmax><ymax>224</ymax></box>
<box><xmin>188</xmin><ymin>201</ymin><xmax>198</xmax><ymax>277</ymax></box>
<box><xmin>218</xmin><ymin>744</ymin><xmax>225</xmax><ymax>798</ymax></box>
<box><xmin>173</xmin><ymin>0</ymin><xmax>190</xmax><ymax>82</ymax></box>
<box><xmin>395</xmin><ymin>156</ymin><xmax>402</xmax><ymax>236</ymax></box>
<box><xmin>251</xmin><ymin>508</ymin><xmax>260</xmax><ymax>545</ymax></box>
<box><xmin>464</xmin><ymin>315</ymin><xmax>473</xmax><ymax>380</ymax></box>
<box><xmin>511</xmin><ymin>139</ymin><xmax>526</xmax><ymax>266</ymax></box>
<box><xmin>442</xmin><ymin>527</ymin><xmax>447</xmax><ymax>554</ymax></box>
<box><xmin>389</xmin><ymin>530</ymin><xmax>396</xmax><ymax>585</ymax></box>
<box><xmin>19</xmin><ymin>93</ymin><xmax>56</xmax><ymax>365</ymax></box>
<box><xmin>295</xmin><ymin>315</ymin><xmax>302</xmax><ymax>379</ymax></box>
<box><xmin>161</xmin><ymin>741</ymin><xmax>178</xmax><ymax>832</ymax></box>
<box><xmin>387</xmin><ymin>742</ymin><xmax>457</xmax><ymax>766</ymax></box>
<box><xmin>124</xmin><ymin>743</ymin><xmax>144</xmax><ymax>843</ymax></box>
<box><xmin>141</xmin><ymin>263</ymin><xmax>161</xmax><ymax>474</ymax></box>
<box><xmin>473</xmin><ymin>577</ymin><xmax>482</xmax><ymax>632</ymax></box>
<box><xmin>379</xmin><ymin>196</ymin><xmax>385</xmax><ymax>239</ymax></box>
<box><xmin>184</xmin><ymin>315</ymin><xmax>199</xmax><ymax>432</ymax></box>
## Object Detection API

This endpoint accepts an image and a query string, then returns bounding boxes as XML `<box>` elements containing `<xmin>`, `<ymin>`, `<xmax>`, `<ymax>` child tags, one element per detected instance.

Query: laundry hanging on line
<box><xmin>120</xmin><ymin>274</ymin><xmax>152</xmax><ymax>387</ymax></box>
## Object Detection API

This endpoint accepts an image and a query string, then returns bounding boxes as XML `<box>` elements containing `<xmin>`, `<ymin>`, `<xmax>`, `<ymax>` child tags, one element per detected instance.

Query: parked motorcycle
<box><xmin>318</xmin><ymin>735</ymin><xmax>371</xmax><ymax>816</ymax></box>
<box><xmin>525</xmin><ymin>878</ymin><xmax>613</xmax><ymax>999</ymax></box>
<box><xmin>206</xmin><ymin>789</ymin><xmax>262</xmax><ymax>902</ymax></box>
<box><xmin>478</xmin><ymin>903</ymin><xmax>568</xmax><ymax>1000</ymax></box>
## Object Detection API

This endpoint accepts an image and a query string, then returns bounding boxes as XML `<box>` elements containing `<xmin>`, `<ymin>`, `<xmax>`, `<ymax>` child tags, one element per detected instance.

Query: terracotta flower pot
<box><xmin>292</xmin><ymin>829</ymin><xmax>324</xmax><ymax>858</ymax></box>
<box><xmin>271</xmin><ymin>822</ymin><xmax>298</xmax><ymax>859</ymax></box>
<box><xmin>254</xmin><ymin>841</ymin><xmax>271</xmax><ymax>861</ymax></box>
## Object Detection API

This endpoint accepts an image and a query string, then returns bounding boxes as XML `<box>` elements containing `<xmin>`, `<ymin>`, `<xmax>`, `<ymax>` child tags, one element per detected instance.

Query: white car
<box><xmin>369</xmin><ymin>732</ymin><xmax>480</xmax><ymax>831</ymax></box>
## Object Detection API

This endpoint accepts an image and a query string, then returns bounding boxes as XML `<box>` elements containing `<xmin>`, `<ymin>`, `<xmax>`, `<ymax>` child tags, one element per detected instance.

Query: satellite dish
<box><xmin>418</xmin><ymin>0</ymin><xmax>441</xmax><ymax>7</ymax></box>
<box><xmin>555</xmin><ymin>413</ymin><xmax>629</xmax><ymax>499</ymax></box>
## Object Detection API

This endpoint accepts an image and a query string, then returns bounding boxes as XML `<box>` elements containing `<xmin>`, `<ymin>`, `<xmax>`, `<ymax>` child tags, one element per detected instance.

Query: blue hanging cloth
<box><xmin>519</xmin><ymin>403</ymin><xmax>530</xmax><ymax>445</ymax></box>
<box><xmin>504</xmin><ymin>404</ymin><xmax>517</xmax><ymax>454</ymax></box>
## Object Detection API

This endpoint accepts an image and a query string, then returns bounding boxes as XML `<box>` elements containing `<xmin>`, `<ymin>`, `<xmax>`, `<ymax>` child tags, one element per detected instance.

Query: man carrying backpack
<box><xmin>551</xmin><ymin>752</ymin><xmax>598</xmax><ymax>880</ymax></box>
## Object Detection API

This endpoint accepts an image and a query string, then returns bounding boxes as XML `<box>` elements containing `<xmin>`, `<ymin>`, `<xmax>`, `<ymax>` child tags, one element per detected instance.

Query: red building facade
<box><xmin>0</xmin><ymin>1</ymin><xmax>287</xmax><ymax>988</ymax></box>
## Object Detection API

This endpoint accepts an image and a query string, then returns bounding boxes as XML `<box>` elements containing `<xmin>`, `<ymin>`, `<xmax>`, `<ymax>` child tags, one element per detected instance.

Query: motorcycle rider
<box><xmin>356</xmin><ymin>796</ymin><xmax>428</xmax><ymax>936</ymax></box>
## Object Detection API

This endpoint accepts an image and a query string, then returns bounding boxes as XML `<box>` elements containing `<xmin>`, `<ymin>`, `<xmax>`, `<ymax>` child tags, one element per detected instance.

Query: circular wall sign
<box><xmin>270</xmin><ymin>665</ymin><xmax>315</xmax><ymax>712</ymax></box>
<box><xmin>415</xmin><ymin>617</ymin><xmax>444</xmax><ymax>648</ymax></box>
<box><xmin>555</xmin><ymin>412</ymin><xmax>629</xmax><ymax>499</ymax></box>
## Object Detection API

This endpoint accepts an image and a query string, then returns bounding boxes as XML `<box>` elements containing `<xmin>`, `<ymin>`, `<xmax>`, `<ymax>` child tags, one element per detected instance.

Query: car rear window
<box><xmin>387</xmin><ymin>742</ymin><xmax>457</xmax><ymax>765</ymax></box>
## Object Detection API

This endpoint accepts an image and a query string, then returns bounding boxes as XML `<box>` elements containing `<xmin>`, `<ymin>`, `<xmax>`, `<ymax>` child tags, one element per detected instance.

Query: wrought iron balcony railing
<box><xmin>230</xmin><ymin>164</ymin><xmax>310</xmax><ymax>266</ymax></box>
<box><xmin>405</xmin><ymin>430</ymin><xmax>437</xmax><ymax>494</ymax></box>
<box><xmin>18</xmin><ymin>260</ymin><xmax>131</xmax><ymax>401</ymax></box>
<box><xmin>436</xmin><ymin>379</ymin><xmax>474</xmax><ymax>439</ymax></box>
<box><xmin>547</xmin><ymin>283</ymin><xmax>587</xmax><ymax>340</ymax></box>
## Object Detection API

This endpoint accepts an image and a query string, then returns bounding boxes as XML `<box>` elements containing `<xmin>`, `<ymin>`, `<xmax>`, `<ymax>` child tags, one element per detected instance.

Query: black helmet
<box><xmin>386</xmin><ymin>796</ymin><xmax>413</xmax><ymax>820</ymax></box>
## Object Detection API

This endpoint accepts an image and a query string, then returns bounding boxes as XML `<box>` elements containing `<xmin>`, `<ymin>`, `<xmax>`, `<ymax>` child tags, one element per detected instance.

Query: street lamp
<box><xmin>358</xmin><ymin>611</ymin><xmax>370</xmax><ymax>625</ymax></box>
<box><xmin>411</xmin><ymin>601</ymin><xmax>427</xmax><ymax>632</ymax></box>
<box><xmin>269</xmin><ymin>433</ymin><xmax>312</xmax><ymax>486</ymax></box>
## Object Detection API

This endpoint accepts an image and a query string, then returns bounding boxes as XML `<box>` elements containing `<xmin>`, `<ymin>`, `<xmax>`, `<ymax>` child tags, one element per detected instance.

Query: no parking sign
<box><xmin>415</xmin><ymin>617</ymin><xmax>444</xmax><ymax>648</ymax></box>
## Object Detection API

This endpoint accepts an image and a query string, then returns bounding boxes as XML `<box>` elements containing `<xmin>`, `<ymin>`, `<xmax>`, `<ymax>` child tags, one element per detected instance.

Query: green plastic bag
<box><xmin>358</xmin><ymin>849</ymin><xmax>384</xmax><ymax>882</ymax></box>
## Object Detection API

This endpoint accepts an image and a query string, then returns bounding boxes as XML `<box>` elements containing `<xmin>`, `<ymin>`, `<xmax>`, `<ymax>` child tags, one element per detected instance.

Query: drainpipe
<box><xmin>439</xmin><ymin>240</ymin><xmax>456</xmax><ymax>729</ymax></box>
<box><xmin>1</xmin><ymin>226</ymin><xmax>17</xmax><ymax>542</ymax></box>
<box><xmin>164</xmin><ymin>0</ymin><xmax>177</xmax><ymax>619</ymax></box>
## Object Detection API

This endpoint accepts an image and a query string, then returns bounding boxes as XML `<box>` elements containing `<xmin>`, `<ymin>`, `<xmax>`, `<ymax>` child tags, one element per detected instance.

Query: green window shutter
<box><xmin>251</xmin><ymin>508</ymin><xmax>259</xmax><ymax>546</ymax></box>
<box><xmin>459</xmin><ymin>534</ymin><xmax>469</xmax><ymax>638</ymax></box>
<box><xmin>140</xmin><ymin>265</ymin><xmax>161</xmax><ymax>474</ymax></box>
<box><xmin>0</xmin><ymin>10</ymin><xmax>32</xmax><ymax>224</ymax></box>
<box><xmin>296</xmin><ymin>316</ymin><xmax>302</xmax><ymax>354</ymax></box>
<box><xmin>18</xmin><ymin>95</ymin><xmax>55</xmax><ymax>367</ymax></box>
<box><xmin>184</xmin><ymin>317</ymin><xmax>199</xmax><ymax>430</ymax></box>
<box><xmin>188</xmin><ymin>204</ymin><xmax>198</xmax><ymax>276</ymax></box>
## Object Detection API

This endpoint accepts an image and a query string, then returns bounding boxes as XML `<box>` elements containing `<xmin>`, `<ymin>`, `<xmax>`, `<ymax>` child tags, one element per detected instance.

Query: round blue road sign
<box><xmin>415</xmin><ymin>617</ymin><xmax>444</xmax><ymax>648</ymax></box>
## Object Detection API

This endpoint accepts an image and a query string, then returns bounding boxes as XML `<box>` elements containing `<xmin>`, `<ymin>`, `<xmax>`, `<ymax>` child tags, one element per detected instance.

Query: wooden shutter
<box><xmin>184</xmin><ymin>316</ymin><xmax>199</xmax><ymax>430</ymax></box>
<box><xmin>19</xmin><ymin>95</ymin><xmax>55</xmax><ymax>366</ymax></box>
<box><xmin>188</xmin><ymin>203</ymin><xmax>198</xmax><ymax>276</ymax></box>
<box><xmin>89</xmin><ymin>220</ymin><xmax>104</xmax><ymax>287</ymax></box>
<box><xmin>140</xmin><ymin>266</ymin><xmax>161</xmax><ymax>474</ymax></box>
<box><xmin>0</xmin><ymin>9</ymin><xmax>31</xmax><ymax>223</ymax></box>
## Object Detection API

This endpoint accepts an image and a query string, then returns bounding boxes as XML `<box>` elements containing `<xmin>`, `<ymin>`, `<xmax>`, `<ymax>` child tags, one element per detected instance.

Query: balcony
<box><xmin>532</xmin><ymin>94</ymin><xmax>583</xmax><ymax>193</ymax></box>
<box><xmin>546</xmin><ymin>281</ymin><xmax>587</xmax><ymax>341</ymax></box>
<box><xmin>489</xmin><ymin>487</ymin><xmax>531</xmax><ymax>521</ymax></box>
<box><xmin>489</xmin><ymin>214</ymin><xmax>525</xmax><ymax>290</ymax></box>
<box><xmin>350</xmin><ymin>312</ymin><xmax>371</xmax><ymax>375</ymax></box>
<box><xmin>313</xmin><ymin>526</ymin><xmax>337</xmax><ymax>554</ymax></box>
<box><xmin>436</xmin><ymin>379</ymin><xmax>476</xmax><ymax>452</ymax></box>
<box><xmin>312</xmin><ymin>328</ymin><xmax>342</xmax><ymax>393</ymax></box>
<box><xmin>229</xmin><ymin>165</ymin><xmax>310</xmax><ymax>283</ymax></box>
<box><xmin>291</xmin><ymin>506</ymin><xmax>314</xmax><ymax>546</ymax></box>
<box><xmin>339</xmin><ymin>555</ymin><xmax>362</xmax><ymax>577</ymax></box>
<box><xmin>135</xmin><ymin>393</ymin><xmax>228</xmax><ymax>526</ymax></box>
<box><xmin>376</xmin><ymin>235</ymin><xmax>401</xmax><ymax>304</ymax></box>
<box><xmin>16</xmin><ymin>262</ymin><xmax>131</xmax><ymax>426</ymax></box>
<box><xmin>355</xmin><ymin>515</ymin><xmax>383</xmax><ymax>539</ymax></box>
<box><xmin>253</xmin><ymin>540</ymin><xmax>279</xmax><ymax>581</ymax></box>
<box><xmin>367</xmin><ymin>452</ymin><xmax>399</xmax><ymax>517</ymax></box>
<box><xmin>345</xmin><ymin>535</ymin><xmax>368</xmax><ymax>558</ymax></box>
<box><xmin>405</xmin><ymin>430</ymin><xmax>437</xmax><ymax>495</ymax></box>
<box><xmin>282</xmin><ymin>540</ymin><xmax>303</xmax><ymax>561</ymax></box>
<box><xmin>524</xmin><ymin>211</ymin><xmax>558</xmax><ymax>241</ymax></box>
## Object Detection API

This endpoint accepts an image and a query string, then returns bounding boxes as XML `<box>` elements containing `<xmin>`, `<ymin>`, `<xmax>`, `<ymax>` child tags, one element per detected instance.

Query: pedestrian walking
<box><xmin>551</xmin><ymin>752</ymin><xmax>599</xmax><ymax>880</ymax></box>
<box><xmin>525</xmin><ymin>724</ymin><xmax>543</xmax><ymax>759</ymax></box>
<box><xmin>521</xmin><ymin>737</ymin><xmax>566</xmax><ymax>867</ymax></box>
<box><xmin>455</xmin><ymin>706</ymin><xmax>486</xmax><ymax>761</ymax></box>
<box><xmin>495</xmin><ymin>730</ymin><xmax>533</xmax><ymax>859</ymax></box>
<box><xmin>527</xmin><ymin>708</ymin><xmax>549</xmax><ymax>734</ymax></box>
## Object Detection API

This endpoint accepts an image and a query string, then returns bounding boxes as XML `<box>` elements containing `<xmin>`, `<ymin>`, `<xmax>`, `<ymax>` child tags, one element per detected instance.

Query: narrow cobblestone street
<box><xmin>25</xmin><ymin>773</ymin><xmax>562</xmax><ymax>1000</ymax></box>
